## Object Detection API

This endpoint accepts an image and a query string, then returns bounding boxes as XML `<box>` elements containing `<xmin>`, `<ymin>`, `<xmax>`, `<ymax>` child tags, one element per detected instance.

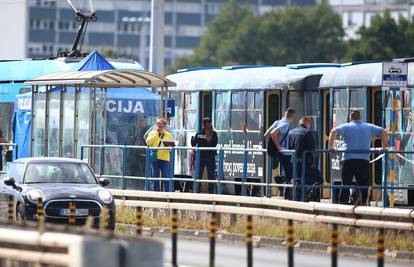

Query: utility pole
<box><xmin>149</xmin><ymin>0</ymin><xmax>165</xmax><ymax>75</ymax></box>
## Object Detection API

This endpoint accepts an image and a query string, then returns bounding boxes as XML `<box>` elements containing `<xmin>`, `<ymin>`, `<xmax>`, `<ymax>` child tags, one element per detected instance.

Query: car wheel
<box><xmin>16</xmin><ymin>204</ymin><xmax>25</xmax><ymax>222</ymax></box>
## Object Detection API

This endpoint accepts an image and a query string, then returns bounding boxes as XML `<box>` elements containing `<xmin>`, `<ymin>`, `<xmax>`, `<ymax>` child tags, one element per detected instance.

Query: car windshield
<box><xmin>24</xmin><ymin>162</ymin><xmax>97</xmax><ymax>184</ymax></box>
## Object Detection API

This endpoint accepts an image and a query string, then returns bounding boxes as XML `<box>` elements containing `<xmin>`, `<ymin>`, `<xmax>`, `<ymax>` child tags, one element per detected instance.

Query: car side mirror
<box><xmin>99</xmin><ymin>178</ymin><xmax>110</xmax><ymax>187</ymax></box>
<box><xmin>4</xmin><ymin>177</ymin><xmax>17</xmax><ymax>189</ymax></box>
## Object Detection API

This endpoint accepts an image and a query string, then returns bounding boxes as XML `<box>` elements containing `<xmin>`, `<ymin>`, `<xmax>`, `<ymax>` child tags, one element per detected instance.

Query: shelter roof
<box><xmin>24</xmin><ymin>69</ymin><xmax>175</xmax><ymax>88</ymax></box>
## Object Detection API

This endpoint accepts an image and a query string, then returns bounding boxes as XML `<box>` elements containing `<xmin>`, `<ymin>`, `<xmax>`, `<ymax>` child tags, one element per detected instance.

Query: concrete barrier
<box><xmin>0</xmin><ymin>225</ymin><xmax>163</xmax><ymax>267</ymax></box>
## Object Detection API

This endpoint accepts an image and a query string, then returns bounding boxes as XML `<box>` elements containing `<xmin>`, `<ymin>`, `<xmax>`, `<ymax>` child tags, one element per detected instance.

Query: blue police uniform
<box><xmin>191</xmin><ymin>129</ymin><xmax>218</xmax><ymax>193</ymax></box>
<box><xmin>335</xmin><ymin>121</ymin><xmax>383</xmax><ymax>204</ymax></box>
<box><xmin>269</xmin><ymin>117</ymin><xmax>292</xmax><ymax>179</ymax></box>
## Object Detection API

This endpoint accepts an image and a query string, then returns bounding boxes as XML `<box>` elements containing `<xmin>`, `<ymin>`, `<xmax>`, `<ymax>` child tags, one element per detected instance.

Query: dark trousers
<box><xmin>152</xmin><ymin>160</ymin><xmax>170</xmax><ymax>192</ymax></box>
<box><xmin>340</xmin><ymin>159</ymin><xmax>370</xmax><ymax>205</ymax></box>
<box><xmin>198</xmin><ymin>157</ymin><xmax>216</xmax><ymax>194</ymax></box>
<box><xmin>279</xmin><ymin>154</ymin><xmax>292</xmax><ymax>181</ymax></box>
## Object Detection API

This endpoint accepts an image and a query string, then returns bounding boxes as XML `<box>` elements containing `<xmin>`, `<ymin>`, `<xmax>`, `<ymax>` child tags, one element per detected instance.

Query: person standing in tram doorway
<box><xmin>328</xmin><ymin>110</ymin><xmax>388</xmax><ymax>205</ymax></box>
<box><xmin>191</xmin><ymin>118</ymin><xmax>218</xmax><ymax>194</ymax></box>
<box><xmin>264</xmin><ymin>108</ymin><xmax>296</xmax><ymax>181</ymax></box>
<box><xmin>146</xmin><ymin>117</ymin><xmax>173</xmax><ymax>192</ymax></box>
<box><xmin>287</xmin><ymin>116</ymin><xmax>322</xmax><ymax>201</ymax></box>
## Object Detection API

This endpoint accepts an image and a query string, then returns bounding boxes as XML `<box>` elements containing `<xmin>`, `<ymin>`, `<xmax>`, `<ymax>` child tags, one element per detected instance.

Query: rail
<box><xmin>81</xmin><ymin>144</ymin><xmax>298</xmax><ymax>199</ymax></box>
<box><xmin>111</xmin><ymin>189</ymin><xmax>414</xmax><ymax>230</ymax></box>
<box><xmin>300</xmin><ymin>149</ymin><xmax>414</xmax><ymax>207</ymax></box>
<box><xmin>82</xmin><ymin>145</ymin><xmax>414</xmax><ymax>207</ymax></box>
<box><xmin>112</xmin><ymin>189</ymin><xmax>414</xmax><ymax>267</ymax></box>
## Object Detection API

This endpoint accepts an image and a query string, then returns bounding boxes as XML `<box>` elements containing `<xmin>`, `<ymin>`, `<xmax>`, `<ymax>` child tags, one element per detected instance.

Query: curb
<box><xmin>116</xmin><ymin>223</ymin><xmax>414</xmax><ymax>263</ymax></box>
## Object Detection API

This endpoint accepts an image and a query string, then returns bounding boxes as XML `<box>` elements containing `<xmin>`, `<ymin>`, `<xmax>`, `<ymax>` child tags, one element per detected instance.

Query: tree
<box><xmin>167</xmin><ymin>2</ymin><xmax>345</xmax><ymax>73</ymax></box>
<box><xmin>167</xmin><ymin>2</ymin><xmax>253</xmax><ymax>73</ymax></box>
<box><xmin>229</xmin><ymin>3</ymin><xmax>345</xmax><ymax>65</ymax></box>
<box><xmin>343</xmin><ymin>11</ymin><xmax>411</xmax><ymax>61</ymax></box>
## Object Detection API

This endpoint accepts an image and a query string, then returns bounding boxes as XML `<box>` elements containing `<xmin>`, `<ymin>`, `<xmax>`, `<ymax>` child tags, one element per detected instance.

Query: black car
<box><xmin>1</xmin><ymin>157</ymin><xmax>115</xmax><ymax>230</ymax></box>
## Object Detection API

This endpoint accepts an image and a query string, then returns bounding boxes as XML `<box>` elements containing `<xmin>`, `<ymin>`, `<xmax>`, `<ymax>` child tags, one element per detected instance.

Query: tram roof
<box><xmin>24</xmin><ymin>69</ymin><xmax>175</xmax><ymax>88</ymax></box>
<box><xmin>319</xmin><ymin>61</ymin><xmax>414</xmax><ymax>88</ymax></box>
<box><xmin>166</xmin><ymin>65</ymin><xmax>338</xmax><ymax>91</ymax></box>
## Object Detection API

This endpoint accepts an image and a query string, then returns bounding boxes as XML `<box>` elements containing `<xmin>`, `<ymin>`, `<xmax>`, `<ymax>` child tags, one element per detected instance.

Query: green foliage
<box><xmin>343</xmin><ymin>10</ymin><xmax>411</xmax><ymax>61</ymax></box>
<box><xmin>167</xmin><ymin>2</ymin><xmax>345</xmax><ymax>73</ymax></box>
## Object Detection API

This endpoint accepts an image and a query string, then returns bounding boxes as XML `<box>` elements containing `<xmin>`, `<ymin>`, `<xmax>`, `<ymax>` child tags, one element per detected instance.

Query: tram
<box><xmin>320</xmin><ymin>61</ymin><xmax>414</xmax><ymax>205</ymax></box>
<box><xmin>166</xmin><ymin>64</ymin><xmax>340</xmax><ymax>194</ymax></box>
<box><xmin>167</xmin><ymin>61</ymin><xmax>414</xmax><ymax>204</ymax></box>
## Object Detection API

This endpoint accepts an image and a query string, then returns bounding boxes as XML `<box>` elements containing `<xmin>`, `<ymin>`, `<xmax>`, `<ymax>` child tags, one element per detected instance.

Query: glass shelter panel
<box><xmin>77</xmin><ymin>88</ymin><xmax>90</xmax><ymax>159</ymax></box>
<box><xmin>62</xmin><ymin>88</ymin><xmax>75</xmax><ymax>158</ymax></box>
<box><xmin>47</xmin><ymin>91</ymin><xmax>60</xmax><ymax>157</ymax></box>
<box><xmin>33</xmin><ymin>93</ymin><xmax>46</xmax><ymax>157</ymax></box>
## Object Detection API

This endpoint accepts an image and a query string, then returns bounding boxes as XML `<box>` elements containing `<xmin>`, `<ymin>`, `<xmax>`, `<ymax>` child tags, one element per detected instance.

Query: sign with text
<box><xmin>382</xmin><ymin>62</ymin><xmax>408</xmax><ymax>87</ymax></box>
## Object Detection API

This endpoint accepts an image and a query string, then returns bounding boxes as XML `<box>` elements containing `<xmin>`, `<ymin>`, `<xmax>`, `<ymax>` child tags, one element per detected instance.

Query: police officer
<box><xmin>264</xmin><ymin>108</ymin><xmax>296</xmax><ymax>180</ymax></box>
<box><xmin>328</xmin><ymin>110</ymin><xmax>388</xmax><ymax>205</ymax></box>
<box><xmin>287</xmin><ymin>116</ymin><xmax>317</xmax><ymax>184</ymax></box>
<box><xmin>191</xmin><ymin>118</ymin><xmax>218</xmax><ymax>193</ymax></box>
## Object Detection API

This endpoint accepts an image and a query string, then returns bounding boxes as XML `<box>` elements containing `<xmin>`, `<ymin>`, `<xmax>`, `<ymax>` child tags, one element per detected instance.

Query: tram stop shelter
<box><xmin>24</xmin><ymin>70</ymin><xmax>176</xmax><ymax>166</ymax></box>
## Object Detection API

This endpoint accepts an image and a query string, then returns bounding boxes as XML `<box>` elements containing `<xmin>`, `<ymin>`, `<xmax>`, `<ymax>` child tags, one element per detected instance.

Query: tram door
<box><xmin>265</xmin><ymin>90</ymin><xmax>281</xmax><ymax>191</ymax></box>
<box><xmin>199</xmin><ymin>92</ymin><xmax>212</xmax><ymax>126</ymax></box>
<box><xmin>321</xmin><ymin>88</ymin><xmax>331</xmax><ymax>199</ymax></box>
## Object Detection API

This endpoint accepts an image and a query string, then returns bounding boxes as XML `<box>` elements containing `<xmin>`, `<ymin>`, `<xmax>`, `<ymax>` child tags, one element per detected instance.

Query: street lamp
<box><xmin>121</xmin><ymin>16</ymin><xmax>151</xmax><ymax>69</ymax></box>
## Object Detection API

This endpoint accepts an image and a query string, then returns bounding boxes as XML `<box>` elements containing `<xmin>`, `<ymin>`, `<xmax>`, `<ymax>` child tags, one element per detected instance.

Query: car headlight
<box><xmin>98</xmin><ymin>189</ymin><xmax>113</xmax><ymax>204</ymax></box>
<box><xmin>27</xmin><ymin>190</ymin><xmax>44</xmax><ymax>204</ymax></box>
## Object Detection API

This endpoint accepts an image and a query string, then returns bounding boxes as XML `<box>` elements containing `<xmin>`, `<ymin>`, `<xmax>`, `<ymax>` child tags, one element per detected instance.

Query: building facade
<box><xmin>329</xmin><ymin>0</ymin><xmax>414</xmax><ymax>39</ymax></box>
<box><xmin>3</xmin><ymin>0</ymin><xmax>316</xmax><ymax>68</ymax></box>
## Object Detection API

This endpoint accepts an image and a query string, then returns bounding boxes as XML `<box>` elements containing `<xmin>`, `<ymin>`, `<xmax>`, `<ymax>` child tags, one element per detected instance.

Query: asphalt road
<box><xmin>161</xmin><ymin>238</ymin><xmax>413</xmax><ymax>267</ymax></box>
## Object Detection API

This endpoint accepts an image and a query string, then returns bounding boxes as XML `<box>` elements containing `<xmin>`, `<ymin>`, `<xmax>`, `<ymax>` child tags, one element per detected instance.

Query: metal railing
<box><xmin>113</xmin><ymin>189</ymin><xmax>414</xmax><ymax>267</ymax></box>
<box><xmin>80</xmin><ymin>144</ymin><xmax>298</xmax><ymax>199</ymax></box>
<box><xmin>300</xmin><ymin>149</ymin><xmax>414</xmax><ymax>207</ymax></box>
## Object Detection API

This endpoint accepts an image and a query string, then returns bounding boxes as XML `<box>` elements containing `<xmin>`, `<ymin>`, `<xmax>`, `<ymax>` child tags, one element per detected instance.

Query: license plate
<box><xmin>59</xmin><ymin>208</ymin><xmax>89</xmax><ymax>216</ymax></box>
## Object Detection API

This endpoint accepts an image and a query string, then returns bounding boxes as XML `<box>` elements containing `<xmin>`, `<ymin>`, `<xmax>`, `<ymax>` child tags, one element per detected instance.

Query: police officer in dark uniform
<box><xmin>191</xmin><ymin>118</ymin><xmax>218</xmax><ymax>193</ymax></box>
<box><xmin>287</xmin><ymin>116</ymin><xmax>317</xmax><ymax>185</ymax></box>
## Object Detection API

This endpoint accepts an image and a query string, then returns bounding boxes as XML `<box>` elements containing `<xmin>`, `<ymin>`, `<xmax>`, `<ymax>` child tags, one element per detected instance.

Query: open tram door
<box><xmin>264</xmin><ymin>90</ymin><xmax>281</xmax><ymax>196</ymax></box>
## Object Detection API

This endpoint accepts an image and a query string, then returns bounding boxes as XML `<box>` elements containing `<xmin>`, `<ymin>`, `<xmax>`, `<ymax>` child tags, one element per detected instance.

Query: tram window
<box><xmin>231</xmin><ymin>92</ymin><xmax>246</xmax><ymax>130</ymax></box>
<box><xmin>214</xmin><ymin>92</ymin><xmax>230</xmax><ymax>130</ymax></box>
<box><xmin>332</xmin><ymin>90</ymin><xmax>347</xmax><ymax>128</ymax></box>
<box><xmin>247</xmin><ymin>92</ymin><xmax>261</xmax><ymax>130</ymax></box>
<box><xmin>373</xmin><ymin>91</ymin><xmax>383</xmax><ymax>126</ymax></box>
<box><xmin>306</xmin><ymin>91</ymin><xmax>319</xmax><ymax>132</ymax></box>
<box><xmin>255</xmin><ymin>92</ymin><xmax>263</xmax><ymax>109</ymax></box>
<box><xmin>325</xmin><ymin>92</ymin><xmax>331</xmax><ymax>135</ymax></box>
<box><xmin>267</xmin><ymin>94</ymin><xmax>280</xmax><ymax>126</ymax></box>
<box><xmin>184</xmin><ymin>93</ymin><xmax>198</xmax><ymax>130</ymax></box>
<box><xmin>288</xmin><ymin>91</ymin><xmax>304</xmax><ymax>127</ymax></box>
<box><xmin>349</xmin><ymin>89</ymin><xmax>366</xmax><ymax>121</ymax></box>
<box><xmin>397</xmin><ymin>89</ymin><xmax>413</xmax><ymax>184</ymax></box>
